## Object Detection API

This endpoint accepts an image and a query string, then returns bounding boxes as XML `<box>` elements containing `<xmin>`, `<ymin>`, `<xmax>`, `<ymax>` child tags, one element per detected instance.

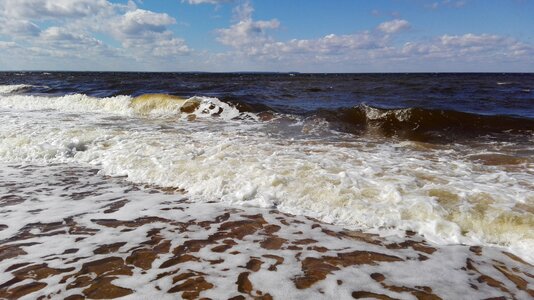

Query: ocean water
<box><xmin>1</xmin><ymin>72</ymin><xmax>533</xmax><ymax>263</ymax></box>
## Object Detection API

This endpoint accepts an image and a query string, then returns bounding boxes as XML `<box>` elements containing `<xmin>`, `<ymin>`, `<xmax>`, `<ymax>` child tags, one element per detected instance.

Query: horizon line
<box><xmin>1</xmin><ymin>70</ymin><xmax>533</xmax><ymax>74</ymax></box>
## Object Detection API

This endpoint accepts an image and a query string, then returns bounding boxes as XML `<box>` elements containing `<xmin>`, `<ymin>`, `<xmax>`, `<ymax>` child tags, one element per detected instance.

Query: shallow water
<box><xmin>0</xmin><ymin>73</ymin><xmax>533</xmax><ymax>265</ymax></box>
<box><xmin>0</xmin><ymin>164</ymin><xmax>532</xmax><ymax>299</ymax></box>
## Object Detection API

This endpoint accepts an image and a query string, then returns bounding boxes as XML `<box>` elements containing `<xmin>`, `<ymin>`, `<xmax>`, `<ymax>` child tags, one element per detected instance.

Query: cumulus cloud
<box><xmin>216</xmin><ymin>1</ymin><xmax>279</xmax><ymax>50</ymax></box>
<box><xmin>214</xmin><ymin>3</ymin><xmax>532</xmax><ymax>71</ymax></box>
<box><xmin>0</xmin><ymin>0</ymin><xmax>111</xmax><ymax>19</ymax></box>
<box><xmin>115</xmin><ymin>9</ymin><xmax>176</xmax><ymax>37</ymax></box>
<box><xmin>401</xmin><ymin>33</ymin><xmax>533</xmax><ymax>62</ymax></box>
<box><xmin>20</xmin><ymin>26</ymin><xmax>120</xmax><ymax>62</ymax></box>
<box><xmin>0</xmin><ymin>18</ymin><xmax>40</xmax><ymax>36</ymax></box>
<box><xmin>40</xmin><ymin>27</ymin><xmax>103</xmax><ymax>46</ymax></box>
<box><xmin>377</xmin><ymin>19</ymin><xmax>410</xmax><ymax>34</ymax></box>
<box><xmin>0</xmin><ymin>0</ymin><xmax>191</xmax><ymax>67</ymax></box>
<box><xmin>217</xmin><ymin>19</ymin><xmax>280</xmax><ymax>48</ymax></box>
<box><xmin>272</xmin><ymin>32</ymin><xmax>385</xmax><ymax>57</ymax></box>
<box><xmin>110</xmin><ymin>9</ymin><xmax>189</xmax><ymax>56</ymax></box>
<box><xmin>111</xmin><ymin>9</ymin><xmax>176</xmax><ymax>45</ymax></box>
<box><xmin>216</xmin><ymin>2</ymin><xmax>390</xmax><ymax>62</ymax></box>
<box><xmin>440</xmin><ymin>33</ymin><xmax>502</xmax><ymax>47</ymax></box>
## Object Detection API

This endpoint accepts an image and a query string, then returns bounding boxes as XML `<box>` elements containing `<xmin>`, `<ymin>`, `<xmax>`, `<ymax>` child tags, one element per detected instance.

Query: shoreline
<box><xmin>0</xmin><ymin>164</ymin><xmax>532</xmax><ymax>299</ymax></box>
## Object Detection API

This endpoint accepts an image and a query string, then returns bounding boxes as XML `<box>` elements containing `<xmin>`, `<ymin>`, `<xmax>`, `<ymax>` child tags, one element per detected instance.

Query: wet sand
<box><xmin>0</xmin><ymin>164</ymin><xmax>532</xmax><ymax>299</ymax></box>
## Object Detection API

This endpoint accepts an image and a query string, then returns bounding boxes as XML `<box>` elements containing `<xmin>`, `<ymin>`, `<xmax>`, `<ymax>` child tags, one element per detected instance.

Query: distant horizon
<box><xmin>1</xmin><ymin>1</ymin><xmax>533</xmax><ymax>72</ymax></box>
<box><xmin>1</xmin><ymin>70</ymin><xmax>533</xmax><ymax>74</ymax></box>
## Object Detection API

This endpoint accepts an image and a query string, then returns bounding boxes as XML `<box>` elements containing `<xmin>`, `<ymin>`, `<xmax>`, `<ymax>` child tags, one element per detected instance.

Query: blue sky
<box><xmin>0</xmin><ymin>0</ymin><xmax>533</xmax><ymax>72</ymax></box>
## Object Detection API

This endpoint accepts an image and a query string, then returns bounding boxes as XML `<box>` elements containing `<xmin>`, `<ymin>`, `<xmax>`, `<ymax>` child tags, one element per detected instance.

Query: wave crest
<box><xmin>0</xmin><ymin>84</ymin><xmax>34</xmax><ymax>94</ymax></box>
<box><xmin>318</xmin><ymin>104</ymin><xmax>534</xmax><ymax>141</ymax></box>
<box><xmin>0</xmin><ymin>93</ymin><xmax>257</xmax><ymax>121</ymax></box>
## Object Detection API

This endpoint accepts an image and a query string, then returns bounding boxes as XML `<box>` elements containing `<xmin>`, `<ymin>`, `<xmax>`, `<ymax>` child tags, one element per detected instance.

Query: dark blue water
<box><xmin>1</xmin><ymin>72</ymin><xmax>533</xmax><ymax>116</ymax></box>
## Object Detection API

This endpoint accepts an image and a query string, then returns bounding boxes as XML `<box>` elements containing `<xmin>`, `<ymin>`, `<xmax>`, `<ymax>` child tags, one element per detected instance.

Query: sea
<box><xmin>0</xmin><ymin>72</ymin><xmax>533</xmax><ymax>298</ymax></box>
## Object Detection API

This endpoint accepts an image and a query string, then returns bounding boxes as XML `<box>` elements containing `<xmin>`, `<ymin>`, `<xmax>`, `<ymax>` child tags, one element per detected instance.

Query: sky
<box><xmin>0</xmin><ymin>0</ymin><xmax>533</xmax><ymax>72</ymax></box>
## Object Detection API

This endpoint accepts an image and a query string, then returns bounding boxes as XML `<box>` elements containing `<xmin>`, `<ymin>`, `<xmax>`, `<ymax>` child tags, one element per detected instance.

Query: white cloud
<box><xmin>0</xmin><ymin>18</ymin><xmax>40</xmax><ymax>36</ymax></box>
<box><xmin>440</xmin><ymin>33</ymin><xmax>502</xmax><ymax>47</ymax></box>
<box><xmin>0</xmin><ymin>0</ymin><xmax>111</xmax><ymax>19</ymax></box>
<box><xmin>151</xmin><ymin>38</ymin><xmax>190</xmax><ymax>56</ymax></box>
<box><xmin>115</xmin><ymin>9</ymin><xmax>176</xmax><ymax>37</ymax></box>
<box><xmin>40</xmin><ymin>27</ymin><xmax>103</xmax><ymax>47</ymax></box>
<box><xmin>233</xmin><ymin>0</ymin><xmax>254</xmax><ymax>20</ymax></box>
<box><xmin>216</xmin><ymin>1</ymin><xmax>279</xmax><ymax>50</ymax></box>
<box><xmin>216</xmin><ymin>2</ymin><xmax>388</xmax><ymax>62</ymax></box>
<box><xmin>401</xmin><ymin>33</ymin><xmax>533</xmax><ymax>61</ymax></box>
<box><xmin>214</xmin><ymin>3</ymin><xmax>532</xmax><ymax>72</ymax></box>
<box><xmin>0</xmin><ymin>41</ymin><xmax>17</xmax><ymax>49</ymax></box>
<box><xmin>276</xmin><ymin>32</ymin><xmax>385</xmax><ymax>56</ymax></box>
<box><xmin>217</xmin><ymin>19</ymin><xmax>280</xmax><ymax>48</ymax></box>
<box><xmin>119</xmin><ymin>32</ymin><xmax>190</xmax><ymax>57</ymax></box>
<box><xmin>377</xmin><ymin>19</ymin><xmax>410</xmax><ymax>34</ymax></box>
<box><xmin>22</xmin><ymin>26</ymin><xmax>120</xmax><ymax>62</ymax></box>
<box><xmin>0</xmin><ymin>1</ymin><xmax>191</xmax><ymax>66</ymax></box>
<box><xmin>110</xmin><ymin>9</ymin><xmax>189</xmax><ymax>56</ymax></box>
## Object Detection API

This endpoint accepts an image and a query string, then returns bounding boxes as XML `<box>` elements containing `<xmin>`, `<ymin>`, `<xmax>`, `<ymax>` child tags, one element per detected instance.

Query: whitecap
<box><xmin>0</xmin><ymin>84</ymin><xmax>34</xmax><ymax>94</ymax></box>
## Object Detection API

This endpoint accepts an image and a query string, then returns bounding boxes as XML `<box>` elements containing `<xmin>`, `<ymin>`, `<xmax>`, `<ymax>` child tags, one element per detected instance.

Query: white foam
<box><xmin>363</xmin><ymin>105</ymin><xmax>411</xmax><ymax>122</ymax></box>
<box><xmin>0</xmin><ymin>93</ymin><xmax>532</xmax><ymax>263</ymax></box>
<box><xmin>0</xmin><ymin>84</ymin><xmax>34</xmax><ymax>94</ymax></box>
<box><xmin>1</xmin><ymin>164</ymin><xmax>530</xmax><ymax>299</ymax></box>
<box><xmin>0</xmin><ymin>93</ymin><xmax>253</xmax><ymax>120</ymax></box>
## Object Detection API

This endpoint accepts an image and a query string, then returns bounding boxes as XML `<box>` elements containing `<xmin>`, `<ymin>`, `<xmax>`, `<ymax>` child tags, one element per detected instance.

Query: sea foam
<box><xmin>0</xmin><ymin>93</ymin><xmax>254</xmax><ymax>121</ymax></box>
<box><xmin>0</xmin><ymin>93</ymin><xmax>532</xmax><ymax>263</ymax></box>
<box><xmin>1</xmin><ymin>164</ymin><xmax>530</xmax><ymax>299</ymax></box>
<box><xmin>0</xmin><ymin>84</ymin><xmax>34</xmax><ymax>94</ymax></box>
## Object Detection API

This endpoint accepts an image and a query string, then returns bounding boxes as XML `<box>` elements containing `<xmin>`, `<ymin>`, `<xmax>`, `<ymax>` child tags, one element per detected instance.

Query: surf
<box><xmin>0</xmin><ymin>93</ymin><xmax>253</xmax><ymax>121</ymax></box>
<box><xmin>0</xmin><ymin>95</ymin><xmax>532</xmax><ymax>263</ymax></box>
<box><xmin>0</xmin><ymin>84</ymin><xmax>35</xmax><ymax>94</ymax></box>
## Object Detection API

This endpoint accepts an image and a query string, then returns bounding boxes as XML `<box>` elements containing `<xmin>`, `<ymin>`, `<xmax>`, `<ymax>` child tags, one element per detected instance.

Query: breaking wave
<box><xmin>0</xmin><ymin>84</ymin><xmax>35</xmax><ymax>94</ymax></box>
<box><xmin>0</xmin><ymin>92</ymin><xmax>533</xmax><ymax>263</ymax></box>
<box><xmin>316</xmin><ymin>105</ymin><xmax>534</xmax><ymax>141</ymax></box>
<box><xmin>2</xmin><ymin>92</ymin><xmax>533</xmax><ymax>142</ymax></box>
<box><xmin>0</xmin><ymin>93</ymin><xmax>256</xmax><ymax>121</ymax></box>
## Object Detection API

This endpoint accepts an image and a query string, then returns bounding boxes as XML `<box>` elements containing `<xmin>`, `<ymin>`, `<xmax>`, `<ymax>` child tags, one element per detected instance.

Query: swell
<box><xmin>213</xmin><ymin>98</ymin><xmax>534</xmax><ymax>141</ymax></box>
<box><xmin>2</xmin><ymin>90</ymin><xmax>532</xmax><ymax>141</ymax></box>
<box><xmin>313</xmin><ymin>105</ymin><xmax>534</xmax><ymax>141</ymax></box>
